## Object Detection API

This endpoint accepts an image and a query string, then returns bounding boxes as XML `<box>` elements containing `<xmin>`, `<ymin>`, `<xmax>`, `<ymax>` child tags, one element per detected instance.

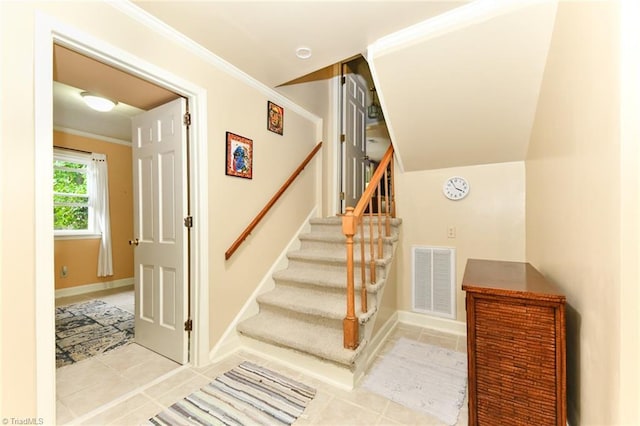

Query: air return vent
<box><xmin>412</xmin><ymin>246</ymin><xmax>455</xmax><ymax>319</ymax></box>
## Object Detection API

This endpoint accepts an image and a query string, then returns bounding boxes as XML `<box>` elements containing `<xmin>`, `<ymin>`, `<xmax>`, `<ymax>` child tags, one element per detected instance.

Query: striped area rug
<box><xmin>148</xmin><ymin>361</ymin><xmax>316</xmax><ymax>425</ymax></box>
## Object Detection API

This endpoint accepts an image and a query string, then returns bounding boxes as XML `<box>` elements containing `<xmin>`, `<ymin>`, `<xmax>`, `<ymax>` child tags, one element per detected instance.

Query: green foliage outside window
<box><xmin>53</xmin><ymin>159</ymin><xmax>89</xmax><ymax>231</ymax></box>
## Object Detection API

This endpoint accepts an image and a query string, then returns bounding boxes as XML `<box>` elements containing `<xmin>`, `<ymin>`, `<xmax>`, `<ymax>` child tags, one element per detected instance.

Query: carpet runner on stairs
<box><xmin>237</xmin><ymin>216</ymin><xmax>401</xmax><ymax>369</ymax></box>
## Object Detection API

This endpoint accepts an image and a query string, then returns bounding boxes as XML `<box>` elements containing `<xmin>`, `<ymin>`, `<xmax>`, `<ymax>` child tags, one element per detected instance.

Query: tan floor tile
<box><xmin>383</xmin><ymin>400</ymin><xmax>445</xmax><ymax>425</ymax></box>
<box><xmin>142</xmin><ymin>368</ymin><xmax>203</xmax><ymax>400</ymax></box>
<box><xmin>148</xmin><ymin>374</ymin><xmax>211</xmax><ymax>407</ymax></box>
<box><xmin>196</xmin><ymin>353</ymin><xmax>244</xmax><ymax>378</ymax></box>
<box><xmin>292</xmin><ymin>391</ymin><xmax>332</xmax><ymax>425</ymax></box>
<box><xmin>78</xmin><ymin>393</ymin><xmax>154</xmax><ymax>425</ymax></box>
<box><xmin>311</xmin><ymin>397</ymin><xmax>382</xmax><ymax>426</ymax></box>
<box><xmin>107</xmin><ymin>400</ymin><xmax>165</xmax><ymax>425</ymax></box>
<box><xmin>120</xmin><ymin>354</ymin><xmax>180</xmax><ymax>386</ymax></box>
<box><xmin>56</xmin><ymin>399</ymin><xmax>75</xmax><ymax>424</ymax></box>
<box><xmin>56</xmin><ymin>358</ymin><xmax>118</xmax><ymax>398</ymax></box>
<box><xmin>417</xmin><ymin>333</ymin><xmax>458</xmax><ymax>351</ymax></box>
<box><xmin>98</xmin><ymin>343</ymin><xmax>164</xmax><ymax>372</ymax></box>
<box><xmin>331</xmin><ymin>385</ymin><xmax>391</xmax><ymax>414</ymax></box>
<box><xmin>59</xmin><ymin>374</ymin><xmax>139</xmax><ymax>417</ymax></box>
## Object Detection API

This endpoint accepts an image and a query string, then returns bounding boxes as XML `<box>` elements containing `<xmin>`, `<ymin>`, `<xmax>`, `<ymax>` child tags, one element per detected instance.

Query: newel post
<box><xmin>342</xmin><ymin>207</ymin><xmax>359</xmax><ymax>349</ymax></box>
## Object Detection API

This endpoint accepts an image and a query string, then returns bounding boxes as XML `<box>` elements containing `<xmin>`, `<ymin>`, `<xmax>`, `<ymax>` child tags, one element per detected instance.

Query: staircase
<box><xmin>236</xmin><ymin>215</ymin><xmax>401</xmax><ymax>373</ymax></box>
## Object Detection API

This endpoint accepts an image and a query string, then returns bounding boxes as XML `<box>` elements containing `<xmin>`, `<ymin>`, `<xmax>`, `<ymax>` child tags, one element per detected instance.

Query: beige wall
<box><xmin>53</xmin><ymin>131</ymin><xmax>134</xmax><ymax>289</ymax></box>
<box><xmin>395</xmin><ymin>161</ymin><xmax>526</xmax><ymax>321</ymax></box>
<box><xmin>277</xmin><ymin>76</ymin><xmax>340</xmax><ymax>217</ymax></box>
<box><xmin>526</xmin><ymin>2</ymin><xmax>630</xmax><ymax>424</ymax></box>
<box><xmin>0</xmin><ymin>1</ymin><xmax>320</xmax><ymax>417</ymax></box>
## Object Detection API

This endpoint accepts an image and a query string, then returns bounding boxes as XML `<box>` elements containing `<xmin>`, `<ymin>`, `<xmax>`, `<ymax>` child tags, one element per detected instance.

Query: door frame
<box><xmin>34</xmin><ymin>12</ymin><xmax>209</xmax><ymax>420</ymax></box>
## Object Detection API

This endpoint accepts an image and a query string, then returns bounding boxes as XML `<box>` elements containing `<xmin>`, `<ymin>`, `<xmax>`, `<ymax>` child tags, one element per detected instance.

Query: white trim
<box><xmin>331</xmin><ymin>74</ymin><xmax>342</xmax><ymax>215</ymax></box>
<box><xmin>209</xmin><ymin>207</ymin><xmax>317</xmax><ymax>362</ymax></box>
<box><xmin>397</xmin><ymin>310</ymin><xmax>467</xmax><ymax>336</ymax></box>
<box><xmin>34</xmin><ymin>12</ymin><xmax>56</xmax><ymax>423</ymax></box>
<box><xmin>55</xmin><ymin>277</ymin><xmax>134</xmax><ymax>299</ymax></box>
<box><xmin>54</xmin><ymin>233</ymin><xmax>101</xmax><ymax>240</ymax></box>
<box><xmin>34</xmin><ymin>11</ymin><xmax>210</xmax><ymax>420</ymax></box>
<box><xmin>54</xmin><ymin>126</ymin><xmax>132</xmax><ymax>146</ymax></box>
<box><xmin>368</xmin><ymin>0</ymin><xmax>555</xmax><ymax>59</ymax></box>
<box><xmin>108</xmin><ymin>1</ymin><xmax>321</xmax><ymax>127</ymax></box>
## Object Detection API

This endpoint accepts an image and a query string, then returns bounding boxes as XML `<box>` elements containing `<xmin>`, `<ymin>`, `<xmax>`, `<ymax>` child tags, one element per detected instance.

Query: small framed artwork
<box><xmin>225</xmin><ymin>132</ymin><xmax>253</xmax><ymax>179</ymax></box>
<box><xmin>267</xmin><ymin>101</ymin><xmax>284</xmax><ymax>135</ymax></box>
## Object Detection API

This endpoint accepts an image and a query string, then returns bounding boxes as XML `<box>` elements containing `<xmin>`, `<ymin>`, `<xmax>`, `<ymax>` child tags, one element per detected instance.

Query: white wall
<box><xmin>395</xmin><ymin>161</ymin><xmax>526</xmax><ymax>321</ymax></box>
<box><xmin>525</xmin><ymin>1</ymin><xmax>639</xmax><ymax>423</ymax></box>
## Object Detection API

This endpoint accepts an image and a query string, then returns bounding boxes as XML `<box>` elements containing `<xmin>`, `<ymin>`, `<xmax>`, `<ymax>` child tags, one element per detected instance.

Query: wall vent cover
<box><xmin>412</xmin><ymin>246</ymin><xmax>455</xmax><ymax>319</ymax></box>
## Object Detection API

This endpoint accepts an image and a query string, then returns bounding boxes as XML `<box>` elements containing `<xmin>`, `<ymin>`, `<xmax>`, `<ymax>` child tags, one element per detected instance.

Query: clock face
<box><xmin>443</xmin><ymin>176</ymin><xmax>469</xmax><ymax>200</ymax></box>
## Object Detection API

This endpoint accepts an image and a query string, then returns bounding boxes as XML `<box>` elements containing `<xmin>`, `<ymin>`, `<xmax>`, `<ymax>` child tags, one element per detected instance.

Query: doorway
<box><xmin>35</xmin><ymin>16</ymin><xmax>209</xmax><ymax>421</ymax></box>
<box><xmin>339</xmin><ymin>56</ymin><xmax>391</xmax><ymax>213</ymax></box>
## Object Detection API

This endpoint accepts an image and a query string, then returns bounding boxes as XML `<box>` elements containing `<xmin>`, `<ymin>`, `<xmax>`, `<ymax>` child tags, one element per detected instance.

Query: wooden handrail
<box><xmin>225</xmin><ymin>142</ymin><xmax>323</xmax><ymax>260</ymax></box>
<box><xmin>342</xmin><ymin>144</ymin><xmax>395</xmax><ymax>349</ymax></box>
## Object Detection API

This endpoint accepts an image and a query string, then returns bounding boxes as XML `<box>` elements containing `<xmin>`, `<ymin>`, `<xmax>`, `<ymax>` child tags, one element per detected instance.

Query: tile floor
<box><xmin>56</xmin><ymin>288</ymin><xmax>469</xmax><ymax>425</ymax></box>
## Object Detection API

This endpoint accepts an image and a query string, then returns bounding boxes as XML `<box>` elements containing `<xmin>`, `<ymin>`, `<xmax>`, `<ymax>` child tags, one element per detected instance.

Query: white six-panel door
<box><xmin>343</xmin><ymin>72</ymin><xmax>367</xmax><ymax>208</ymax></box>
<box><xmin>131</xmin><ymin>97</ymin><xmax>188</xmax><ymax>364</ymax></box>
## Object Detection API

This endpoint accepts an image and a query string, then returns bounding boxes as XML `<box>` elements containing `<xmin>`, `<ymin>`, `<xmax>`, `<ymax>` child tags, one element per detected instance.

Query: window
<box><xmin>53</xmin><ymin>149</ymin><xmax>96</xmax><ymax>237</ymax></box>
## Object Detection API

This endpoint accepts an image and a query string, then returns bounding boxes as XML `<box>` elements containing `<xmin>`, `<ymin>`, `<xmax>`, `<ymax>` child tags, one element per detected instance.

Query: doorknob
<box><xmin>128</xmin><ymin>238</ymin><xmax>140</xmax><ymax>246</ymax></box>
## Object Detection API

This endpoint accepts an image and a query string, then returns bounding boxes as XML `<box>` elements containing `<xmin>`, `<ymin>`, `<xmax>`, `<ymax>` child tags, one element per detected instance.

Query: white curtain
<box><xmin>89</xmin><ymin>153</ymin><xmax>113</xmax><ymax>277</ymax></box>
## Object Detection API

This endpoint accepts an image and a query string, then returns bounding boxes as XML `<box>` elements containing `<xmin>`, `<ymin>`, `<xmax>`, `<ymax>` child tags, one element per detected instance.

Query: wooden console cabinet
<box><xmin>462</xmin><ymin>259</ymin><xmax>566</xmax><ymax>426</ymax></box>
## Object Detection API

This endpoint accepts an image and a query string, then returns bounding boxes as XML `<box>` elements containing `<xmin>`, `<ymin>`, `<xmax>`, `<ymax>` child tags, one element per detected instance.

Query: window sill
<box><xmin>54</xmin><ymin>233</ymin><xmax>102</xmax><ymax>241</ymax></box>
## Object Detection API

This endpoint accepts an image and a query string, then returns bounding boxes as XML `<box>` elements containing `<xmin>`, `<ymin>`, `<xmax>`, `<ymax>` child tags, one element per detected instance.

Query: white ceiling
<box><xmin>53</xmin><ymin>0</ymin><xmax>559</xmax><ymax>172</ymax></box>
<box><xmin>132</xmin><ymin>1</ymin><xmax>468</xmax><ymax>88</ymax></box>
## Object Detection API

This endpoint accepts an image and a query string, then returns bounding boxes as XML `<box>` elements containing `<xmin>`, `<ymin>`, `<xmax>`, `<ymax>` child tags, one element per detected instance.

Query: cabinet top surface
<box><xmin>462</xmin><ymin>259</ymin><xmax>565</xmax><ymax>302</ymax></box>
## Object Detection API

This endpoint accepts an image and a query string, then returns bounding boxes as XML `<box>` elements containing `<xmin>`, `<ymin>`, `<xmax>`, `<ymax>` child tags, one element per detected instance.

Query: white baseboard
<box><xmin>397</xmin><ymin>310</ymin><xmax>467</xmax><ymax>336</ymax></box>
<box><xmin>55</xmin><ymin>277</ymin><xmax>134</xmax><ymax>299</ymax></box>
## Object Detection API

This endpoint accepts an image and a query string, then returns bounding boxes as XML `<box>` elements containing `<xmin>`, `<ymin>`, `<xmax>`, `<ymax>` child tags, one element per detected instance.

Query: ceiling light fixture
<box><xmin>81</xmin><ymin>92</ymin><xmax>117</xmax><ymax>112</ymax></box>
<box><xmin>295</xmin><ymin>47</ymin><xmax>312</xmax><ymax>59</ymax></box>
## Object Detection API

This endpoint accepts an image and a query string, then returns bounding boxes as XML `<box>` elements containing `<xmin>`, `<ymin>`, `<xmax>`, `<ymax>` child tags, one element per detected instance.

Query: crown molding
<box><xmin>109</xmin><ymin>1</ymin><xmax>321</xmax><ymax>126</ymax></box>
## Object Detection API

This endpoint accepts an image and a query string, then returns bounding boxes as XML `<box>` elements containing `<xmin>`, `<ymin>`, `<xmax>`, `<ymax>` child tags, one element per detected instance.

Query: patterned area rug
<box><xmin>56</xmin><ymin>299</ymin><xmax>134</xmax><ymax>368</ymax></box>
<box><xmin>148</xmin><ymin>361</ymin><xmax>316</xmax><ymax>425</ymax></box>
<box><xmin>362</xmin><ymin>338</ymin><xmax>467</xmax><ymax>426</ymax></box>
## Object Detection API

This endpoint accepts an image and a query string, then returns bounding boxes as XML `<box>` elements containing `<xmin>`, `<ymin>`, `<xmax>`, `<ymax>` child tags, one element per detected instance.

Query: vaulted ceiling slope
<box><xmin>368</xmin><ymin>0</ymin><xmax>558</xmax><ymax>171</ymax></box>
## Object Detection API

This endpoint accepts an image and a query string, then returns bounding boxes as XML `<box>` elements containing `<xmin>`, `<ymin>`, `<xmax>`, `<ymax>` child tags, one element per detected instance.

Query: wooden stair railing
<box><xmin>225</xmin><ymin>142</ymin><xmax>323</xmax><ymax>260</ymax></box>
<box><xmin>342</xmin><ymin>145</ymin><xmax>395</xmax><ymax>349</ymax></box>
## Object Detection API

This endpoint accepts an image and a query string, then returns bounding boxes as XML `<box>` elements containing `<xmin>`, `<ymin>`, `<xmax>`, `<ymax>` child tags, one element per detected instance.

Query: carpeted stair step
<box><xmin>299</xmin><ymin>232</ymin><xmax>398</xmax><ymax>257</ymax></box>
<box><xmin>309</xmin><ymin>216</ymin><xmax>403</xmax><ymax>235</ymax></box>
<box><xmin>256</xmin><ymin>285</ymin><xmax>370</xmax><ymax>322</ymax></box>
<box><xmin>286</xmin><ymin>249</ymin><xmax>391</xmax><ymax>280</ymax></box>
<box><xmin>237</xmin><ymin>310</ymin><xmax>366</xmax><ymax>367</ymax></box>
<box><xmin>272</xmin><ymin>267</ymin><xmax>386</xmax><ymax>294</ymax></box>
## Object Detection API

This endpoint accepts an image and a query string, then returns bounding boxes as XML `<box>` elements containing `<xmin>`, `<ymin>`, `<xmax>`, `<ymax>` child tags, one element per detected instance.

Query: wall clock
<box><xmin>443</xmin><ymin>176</ymin><xmax>469</xmax><ymax>200</ymax></box>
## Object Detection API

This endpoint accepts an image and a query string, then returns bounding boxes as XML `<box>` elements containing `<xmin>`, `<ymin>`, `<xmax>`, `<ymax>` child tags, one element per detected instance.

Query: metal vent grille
<box><xmin>412</xmin><ymin>246</ymin><xmax>455</xmax><ymax>319</ymax></box>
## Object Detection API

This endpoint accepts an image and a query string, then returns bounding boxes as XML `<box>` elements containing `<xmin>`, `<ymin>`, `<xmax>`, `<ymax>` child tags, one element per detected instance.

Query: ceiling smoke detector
<box><xmin>295</xmin><ymin>47</ymin><xmax>312</xmax><ymax>59</ymax></box>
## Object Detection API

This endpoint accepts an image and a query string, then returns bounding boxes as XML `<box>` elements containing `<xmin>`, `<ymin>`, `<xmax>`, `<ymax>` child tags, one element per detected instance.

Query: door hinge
<box><xmin>184</xmin><ymin>319</ymin><xmax>193</xmax><ymax>332</ymax></box>
<box><xmin>340</xmin><ymin>192</ymin><xmax>345</xmax><ymax>200</ymax></box>
<box><xmin>184</xmin><ymin>216</ymin><xmax>193</xmax><ymax>228</ymax></box>
<box><xmin>183</xmin><ymin>112</ymin><xmax>191</xmax><ymax>126</ymax></box>
<box><xmin>341</xmin><ymin>76</ymin><xmax>346</xmax><ymax>85</ymax></box>
<box><xmin>340</xmin><ymin>134</ymin><xmax>346</xmax><ymax>143</ymax></box>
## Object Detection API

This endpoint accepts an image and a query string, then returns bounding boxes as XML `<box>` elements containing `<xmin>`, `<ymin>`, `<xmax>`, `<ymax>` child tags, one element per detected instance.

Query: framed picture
<box><xmin>225</xmin><ymin>132</ymin><xmax>253</xmax><ymax>179</ymax></box>
<box><xmin>267</xmin><ymin>101</ymin><xmax>284</xmax><ymax>135</ymax></box>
